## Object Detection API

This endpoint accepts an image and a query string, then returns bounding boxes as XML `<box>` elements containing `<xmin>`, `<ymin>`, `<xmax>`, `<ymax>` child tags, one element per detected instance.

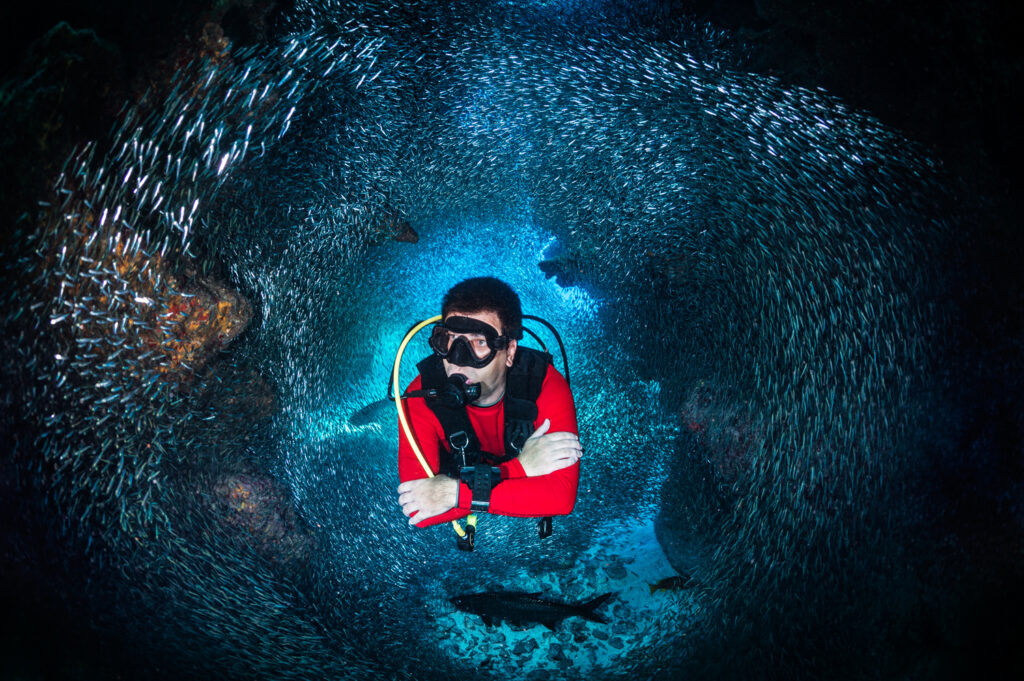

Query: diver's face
<box><xmin>441</xmin><ymin>309</ymin><xmax>516</xmax><ymax>405</ymax></box>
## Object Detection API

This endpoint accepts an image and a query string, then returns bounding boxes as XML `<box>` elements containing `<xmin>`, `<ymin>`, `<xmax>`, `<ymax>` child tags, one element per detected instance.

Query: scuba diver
<box><xmin>395</xmin><ymin>277</ymin><xmax>581</xmax><ymax>545</ymax></box>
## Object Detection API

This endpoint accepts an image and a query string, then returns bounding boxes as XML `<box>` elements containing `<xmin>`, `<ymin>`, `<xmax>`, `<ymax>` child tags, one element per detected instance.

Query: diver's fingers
<box><xmin>398</xmin><ymin>478</ymin><xmax>428</xmax><ymax>494</ymax></box>
<box><xmin>545</xmin><ymin>439</ymin><xmax>582</xmax><ymax>456</ymax></box>
<box><xmin>539</xmin><ymin>432</ymin><xmax>580</xmax><ymax>445</ymax></box>
<box><xmin>544</xmin><ymin>445</ymin><xmax>578</xmax><ymax>460</ymax></box>
<box><xmin>398</xmin><ymin>485</ymin><xmax>421</xmax><ymax>503</ymax></box>
<box><xmin>531</xmin><ymin>447</ymin><xmax>580</xmax><ymax>473</ymax></box>
<box><xmin>555</xmin><ymin>447</ymin><xmax>583</xmax><ymax>466</ymax></box>
<box><xmin>527</xmin><ymin>418</ymin><xmax>551</xmax><ymax>440</ymax></box>
<box><xmin>399</xmin><ymin>482</ymin><xmax>427</xmax><ymax>517</ymax></box>
<box><xmin>403</xmin><ymin>499</ymin><xmax>429</xmax><ymax>521</ymax></box>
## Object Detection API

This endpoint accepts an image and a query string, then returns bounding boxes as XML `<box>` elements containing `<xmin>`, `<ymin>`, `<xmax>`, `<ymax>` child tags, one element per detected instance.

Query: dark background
<box><xmin>1</xmin><ymin>1</ymin><xmax>1021</xmax><ymax>679</ymax></box>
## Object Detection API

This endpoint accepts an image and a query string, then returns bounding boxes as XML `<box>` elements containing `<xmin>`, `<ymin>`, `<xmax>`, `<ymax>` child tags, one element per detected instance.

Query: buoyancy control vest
<box><xmin>415</xmin><ymin>346</ymin><xmax>552</xmax><ymax>478</ymax></box>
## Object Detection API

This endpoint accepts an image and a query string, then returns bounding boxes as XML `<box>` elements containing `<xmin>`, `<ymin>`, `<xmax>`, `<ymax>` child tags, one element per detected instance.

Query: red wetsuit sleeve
<box><xmin>396</xmin><ymin>375</ymin><xmax>473</xmax><ymax>527</ymax></box>
<box><xmin>486</xmin><ymin>364</ymin><xmax>580</xmax><ymax>517</ymax></box>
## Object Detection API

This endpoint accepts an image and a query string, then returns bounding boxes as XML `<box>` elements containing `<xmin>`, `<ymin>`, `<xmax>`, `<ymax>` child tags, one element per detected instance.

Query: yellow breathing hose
<box><xmin>392</xmin><ymin>315</ymin><xmax>475</xmax><ymax>538</ymax></box>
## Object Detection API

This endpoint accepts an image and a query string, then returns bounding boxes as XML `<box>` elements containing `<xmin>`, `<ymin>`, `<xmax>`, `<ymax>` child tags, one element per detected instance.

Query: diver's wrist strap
<box><xmin>460</xmin><ymin>466</ymin><xmax>502</xmax><ymax>512</ymax></box>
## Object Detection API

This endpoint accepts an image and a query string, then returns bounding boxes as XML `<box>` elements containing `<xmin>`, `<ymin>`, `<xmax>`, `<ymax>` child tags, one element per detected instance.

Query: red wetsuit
<box><xmin>397</xmin><ymin>363</ymin><xmax>579</xmax><ymax>527</ymax></box>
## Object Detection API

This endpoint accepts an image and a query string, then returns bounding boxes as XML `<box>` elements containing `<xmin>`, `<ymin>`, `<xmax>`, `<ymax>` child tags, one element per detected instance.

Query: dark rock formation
<box><xmin>207</xmin><ymin>467</ymin><xmax>318</xmax><ymax>569</ymax></box>
<box><xmin>151</xmin><ymin>267</ymin><xmax>254</xmax><ymax>380</ymax></box>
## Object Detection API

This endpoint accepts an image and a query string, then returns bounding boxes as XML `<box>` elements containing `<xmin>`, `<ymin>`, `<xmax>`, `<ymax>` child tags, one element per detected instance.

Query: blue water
<box><xmin>235</xmin><ymin>207</ymin><xmax>685</xmax><ymax>676</ymax></box>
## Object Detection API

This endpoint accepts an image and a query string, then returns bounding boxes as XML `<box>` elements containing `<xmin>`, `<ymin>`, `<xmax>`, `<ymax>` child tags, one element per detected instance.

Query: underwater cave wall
<box><xmin>2</xmin><ymin>2</ymin><xmax>1019</xmax><ymax>680</ymax></box>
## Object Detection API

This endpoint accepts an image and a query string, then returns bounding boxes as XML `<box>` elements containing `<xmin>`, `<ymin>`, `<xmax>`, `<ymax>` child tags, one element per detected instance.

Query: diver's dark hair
<box><xmin>442</xmin><ymin>277</ymin><xmax>523</xmax><ymax>340</ymax></box>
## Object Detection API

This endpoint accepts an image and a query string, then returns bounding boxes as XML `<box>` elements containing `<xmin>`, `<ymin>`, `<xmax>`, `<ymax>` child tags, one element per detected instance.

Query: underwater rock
<box><xmin>189</xmin><ymin>360</ymin><xmax>278</xmax><ymax>461</ymax></box>
<box><xmin>0</xmin><ymin>22</ymin><xmax>125</xmax><ymax>241</ymax></box>
<box><xmin>393</xmin><ymin>222</ymin><xmax>419</xmax><ymax>243</ymax></box>
<box><xmin>611</xmin><ymin>619</ymin><xmax>631</xmax><ymax>636</ymax></box>
<box><xmin>738</xmin><ymin>0</ymin><xmax>1022</xmax><ymax>190</ymax></box>
<box><xmin>678</xmin><ymin>379</ymin><xmax>763</xmax><ymax>486</ymax></box>
<box><xmin>149</xmin><ymin>268</ymin><xmax>253</xmax><ymax>380</ymax></box>
<box><xmin>602</xmin><ymin>563</ymin><xmax>627</xmax><ymax>580</ymax></box>
<box><xmin>1</xmin><ymin>1</ymin><xmax>289</xmax><ymax>241</ymax></box>
<box><xmin>207</xmin><ymin>468</ymin><xmax>317</xmax><ymax>568</ymax></box>
<box><xmin>513</xmin><ymin>637</ymin><xmax>539</xmax><ymax>656</ymax></box>
<box><xmin>215</xmin><ymin>0</ymin><xmax>281</xmax><ymax>48</ymax></box>
<box><xmin>538</xmin><ymin>253</ymin><xmax>583</xmax><ymax>289</ymax></box>
<box><xmin>545</xmin><ymin>641</ymin><xmax>566</xmax><ymax>662</ymax></box>
<box><xmin>37</xmin><ymin>204</ymin><xmax>252</xmax><ymax>384</ymax></box>
<box><xmin>199</xmin><ymin>21</ymin><xmax>232</xmax><ymax>63</ymax></box>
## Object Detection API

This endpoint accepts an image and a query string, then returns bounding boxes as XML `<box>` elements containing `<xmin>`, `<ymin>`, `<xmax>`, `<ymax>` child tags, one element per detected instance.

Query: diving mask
<box><xmin>429</xmin><ymin>316</ymin><xmax>510</xmax><ymax>368</ymax></box>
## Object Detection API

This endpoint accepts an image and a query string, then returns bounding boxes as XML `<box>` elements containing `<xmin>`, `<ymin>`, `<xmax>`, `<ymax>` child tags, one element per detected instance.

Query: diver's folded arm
<box><xmin>514</xmin><ymin>418</ymin><xmax>582</xmax><ymax>477</ymax></box>
<box><xmin>486</xmin><ymin>463</ymin><xmax>579</xmax><ymax>517</ymax></box>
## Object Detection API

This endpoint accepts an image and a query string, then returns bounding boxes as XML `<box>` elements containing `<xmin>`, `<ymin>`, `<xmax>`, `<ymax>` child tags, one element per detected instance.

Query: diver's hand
<box><xmin>397</xmin><ymin>476</ymin><xmax>458</xmax><ymax>525</ymax></box>
<box><xmin>517</xmin><ymin>418</ymin><xmax>582</xmax><ymax>477</ymax></box>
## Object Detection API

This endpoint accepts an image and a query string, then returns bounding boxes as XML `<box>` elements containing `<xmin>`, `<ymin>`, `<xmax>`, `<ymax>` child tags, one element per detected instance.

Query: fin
<box><xmin>580</xmin><ymin>592</ymin><xmax>615</xmax><ymax>624</ymax></box>
<box><xmin>348</xmin><ymin>399</ymin><xmax>390</xmax><ymax>425</ymax></box>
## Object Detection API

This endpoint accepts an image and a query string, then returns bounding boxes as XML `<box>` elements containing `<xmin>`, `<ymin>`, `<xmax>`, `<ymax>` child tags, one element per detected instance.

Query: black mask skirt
<box><xmin>429</xmin><ymin>316</ymin><xmax>509</xmax><ymax>368</ymax></box>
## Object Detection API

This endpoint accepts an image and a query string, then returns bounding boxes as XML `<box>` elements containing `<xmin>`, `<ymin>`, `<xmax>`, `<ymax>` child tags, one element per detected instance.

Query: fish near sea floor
<box><xmin>649</xmin><ymin>574</ymin><xmax>694</xmax><ymax>594</ymax></box>
<box><xmin>450</xmin><ymin>591</ymin><xmax>615</xmax><ymax>630</ymax></box>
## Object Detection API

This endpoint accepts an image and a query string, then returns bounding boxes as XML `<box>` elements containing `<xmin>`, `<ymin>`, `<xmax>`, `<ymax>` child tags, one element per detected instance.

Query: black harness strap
<box><xmin>417</xmin><ymin>347</ymin><xmax>555</xmax><ymax>547</ymax></box>
<box><xmin>416</xmin><ymin>354</ymin><xmax>483</xmax><ymax>475</ymax></box>
<box><xmin>503</xmin><ymin>347</ymin><xmax>549</xmax><ymax>454</ymax></box>
<box><xmin>417</xmin><ymin>347</ymin><xmax>552</xmax><ymax>473</ymax></box>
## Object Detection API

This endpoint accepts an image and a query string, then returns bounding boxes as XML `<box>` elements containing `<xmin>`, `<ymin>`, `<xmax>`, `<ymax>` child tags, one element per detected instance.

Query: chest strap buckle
<box><xmin>459</xmin><ymin>465</ymin><xmax>503</xmax><ymax>512</ymax></box>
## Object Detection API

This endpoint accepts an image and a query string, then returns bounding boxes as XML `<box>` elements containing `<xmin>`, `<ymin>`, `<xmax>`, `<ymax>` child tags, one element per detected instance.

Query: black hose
<box><xmin>523</xmin><ymin>314</ymin><xmax>571</xmax><ymax>387</ymax></box>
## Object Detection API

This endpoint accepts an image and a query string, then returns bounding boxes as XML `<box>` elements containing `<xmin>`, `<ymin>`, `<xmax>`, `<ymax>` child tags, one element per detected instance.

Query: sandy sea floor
<box><xmin>428</xmin><ymin>518</ymin><xmax>697</xmax><ymax>678</ymax></box>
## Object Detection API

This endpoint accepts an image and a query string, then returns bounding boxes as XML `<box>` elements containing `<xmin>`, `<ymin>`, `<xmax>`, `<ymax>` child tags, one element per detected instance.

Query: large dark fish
<box><xmin>648</xmin><ymin>574</ymin><xmax>693</xmax><ymax>594</ymax></box>
<box><xmin>450</xmin><ymin>590</ymin><xmax>615</xmax><ymax>630</ymax></box>
<box><xmin>348</xmin><ymin>399</ymin><xmax>393</xmax><ymax>426</ymax></box>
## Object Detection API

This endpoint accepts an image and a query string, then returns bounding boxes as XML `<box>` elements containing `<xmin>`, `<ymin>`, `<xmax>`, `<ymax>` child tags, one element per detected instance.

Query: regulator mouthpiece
<box><xmin>431</xmin><ymin>373</ymin><xmax>480</xmax><ymax>409</ymax></box>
